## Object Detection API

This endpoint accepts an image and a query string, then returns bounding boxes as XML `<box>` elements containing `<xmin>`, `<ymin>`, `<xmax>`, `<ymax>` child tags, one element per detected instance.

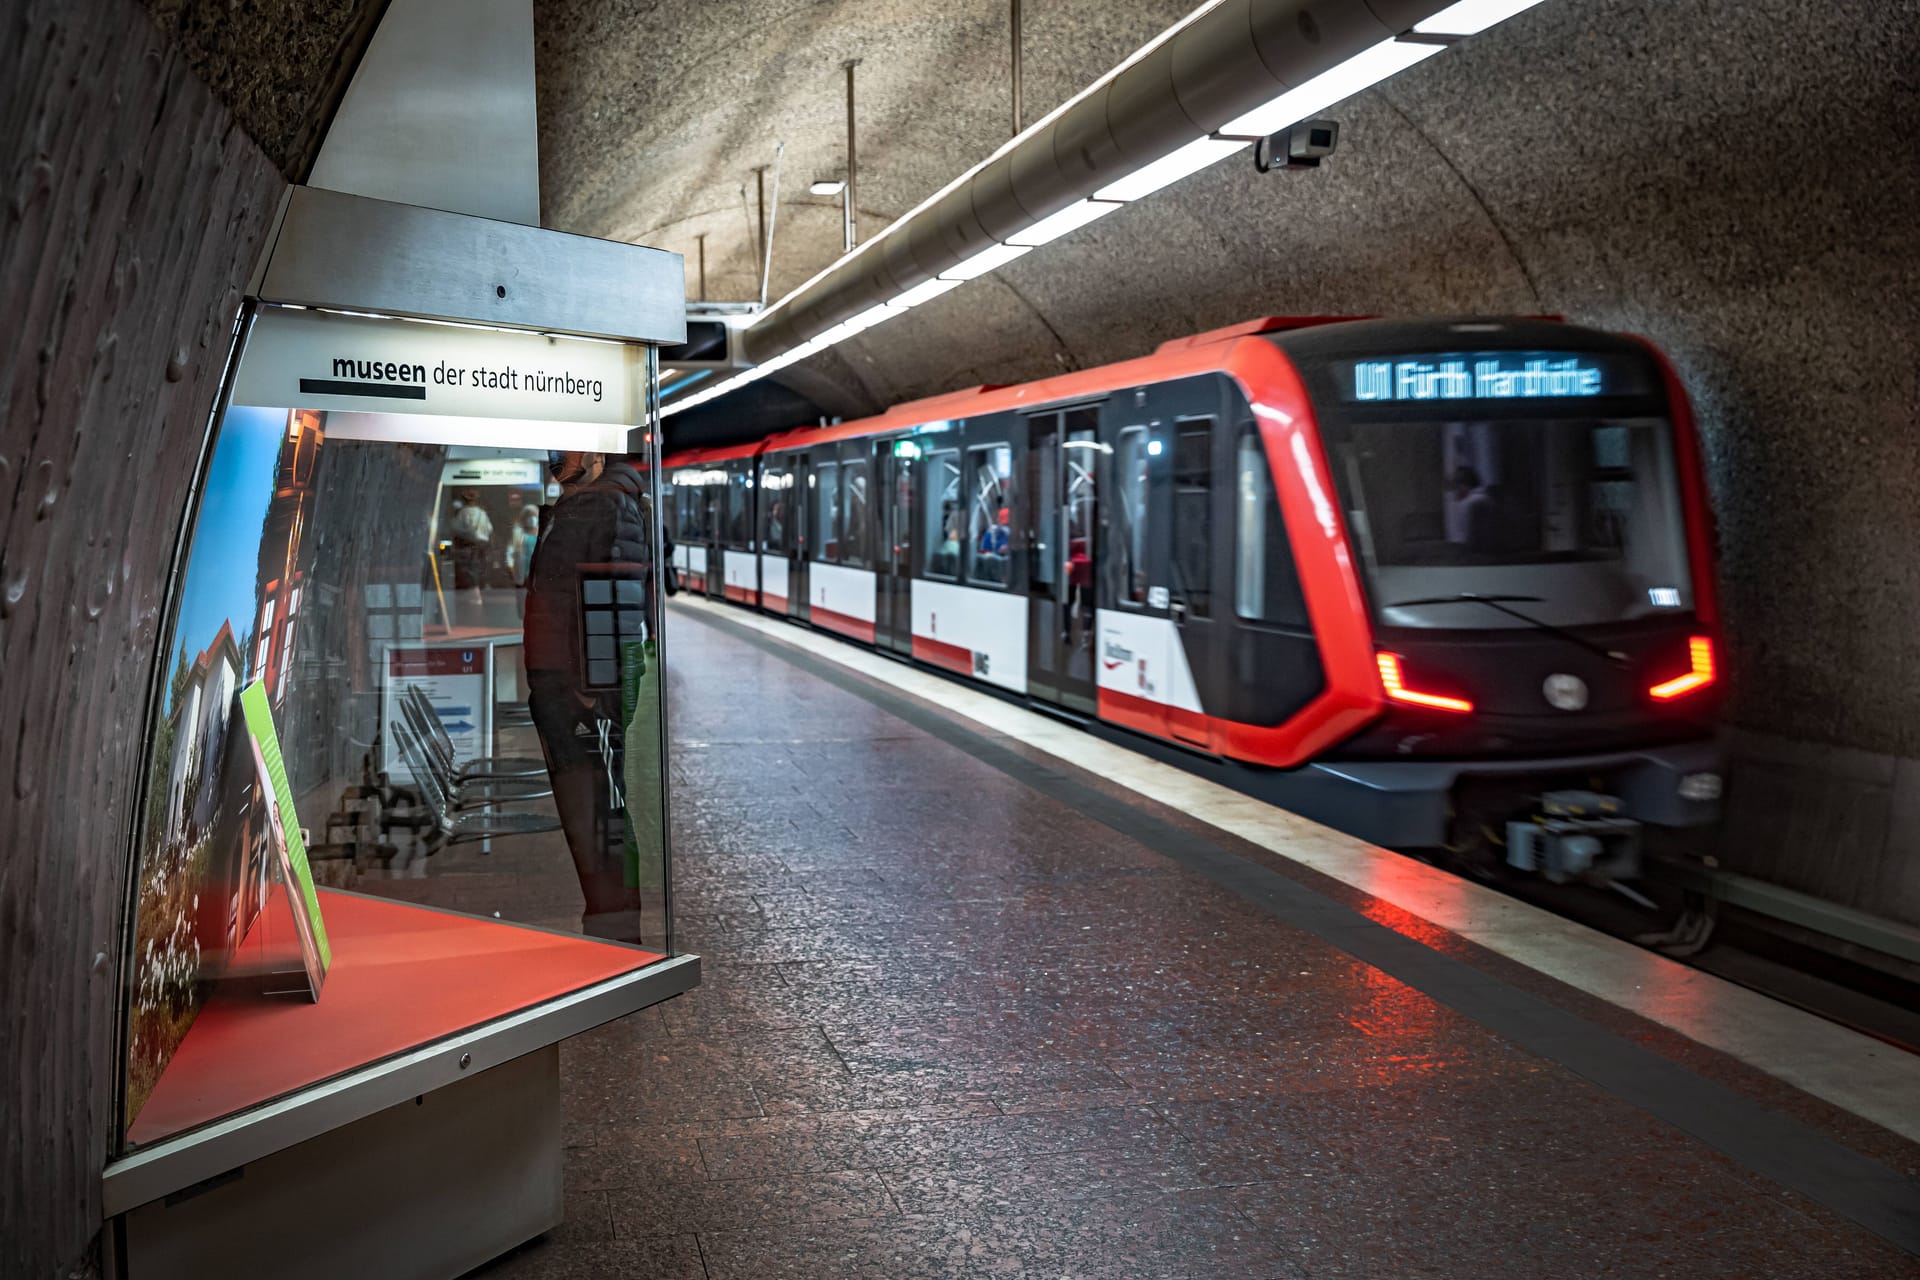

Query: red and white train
<box><xmin>664</xmin><ymin>316</ymin><xmax>1724</xmax><ymax>876</ymax></box>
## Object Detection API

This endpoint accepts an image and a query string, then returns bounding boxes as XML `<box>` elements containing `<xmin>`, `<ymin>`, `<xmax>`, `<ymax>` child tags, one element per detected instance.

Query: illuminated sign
<box><xmin>1344</xmin><ymin>352</ymin><xmax>1610</xmax><ymax>403</ymax></box>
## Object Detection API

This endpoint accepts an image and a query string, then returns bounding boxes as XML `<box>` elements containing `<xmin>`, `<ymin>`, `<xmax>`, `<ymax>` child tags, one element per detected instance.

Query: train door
<box><xmin>872</xmin><ymin>439</ymin><xmax>916</xmax><ymax>654</ymax></box>
<box><xmin>759</xmin><ymin>457</ymin><xmax>793</xmax><ymax>614</ymax></box>
<box><xmin>1025</xmin><ymin>408</ymin><xmax>1099</xmax><ymax>712</ymax></box>
<box><xmin>702</xmin><ymin>476</ymin><xmax>725</xmax><ymax>600</ymax></box>
<box><xmin>791</xmin><ymin>453</ymin><xmax>811</xmax><ymax>621</ymax></box>
<box><xmin>1168</xmin><ymin>413</ymin><xmax>1223</xmax><ymax>749</ymax></box>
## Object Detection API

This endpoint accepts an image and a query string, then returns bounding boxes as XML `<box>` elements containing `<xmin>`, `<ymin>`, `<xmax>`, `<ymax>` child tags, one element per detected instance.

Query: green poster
<box><xmin>240</xmin><ymin>678</ymin><xmax>331</xmax><ymax>995</ymax></box>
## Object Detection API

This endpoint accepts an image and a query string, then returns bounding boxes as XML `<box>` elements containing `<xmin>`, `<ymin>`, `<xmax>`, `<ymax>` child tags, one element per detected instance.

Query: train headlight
<box><xmin>1678</xmin><ymin>772</ymin><xmax>1722</xmax><ymax>802</ymax></box>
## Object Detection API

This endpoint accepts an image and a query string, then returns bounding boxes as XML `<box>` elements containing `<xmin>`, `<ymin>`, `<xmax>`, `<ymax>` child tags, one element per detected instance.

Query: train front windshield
<box><xmin>1330</xmin><ymin>413</ymin><xmax>1695</xmax><ymax>630</ymax></box>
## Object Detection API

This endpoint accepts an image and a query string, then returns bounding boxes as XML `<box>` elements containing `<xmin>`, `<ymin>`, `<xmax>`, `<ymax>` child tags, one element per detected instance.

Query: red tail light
<box><xmin>1650</xmin><ymin>636</ymin><xmax>1715</xmax><ymax>700</ymax></box>
<box><xmin>1377</xmin><ymin>652</ymin><xmax>1473</xmax><ymax>713</ymax></box>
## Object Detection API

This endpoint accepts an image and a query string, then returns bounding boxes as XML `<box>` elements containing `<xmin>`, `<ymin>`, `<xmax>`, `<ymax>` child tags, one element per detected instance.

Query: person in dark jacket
<box><xmin>524</xmin><ymin>450</ymin><xmax>654</xmax><ymax>942</ymax></box>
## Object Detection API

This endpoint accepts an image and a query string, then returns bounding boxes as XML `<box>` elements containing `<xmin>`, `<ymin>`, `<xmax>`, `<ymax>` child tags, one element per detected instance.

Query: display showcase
<box><xmin>105</xmin><ymin>186</ymin><xmax>693</xmax><ymax>1278</ymax></box>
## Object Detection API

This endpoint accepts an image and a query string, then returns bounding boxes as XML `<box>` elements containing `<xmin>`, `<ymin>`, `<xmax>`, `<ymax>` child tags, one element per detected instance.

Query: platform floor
<box><xmin>478</xmin><ymin>602</ymin><xmax>1920</xmax><ymax>1279</ymax></box>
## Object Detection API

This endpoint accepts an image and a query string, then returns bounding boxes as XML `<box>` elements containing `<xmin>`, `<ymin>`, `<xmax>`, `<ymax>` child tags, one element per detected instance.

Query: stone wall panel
<box><xmin>0</xmin><ymin>0</ymin><xmax>284</xmax><ymax>1271</ymax></box>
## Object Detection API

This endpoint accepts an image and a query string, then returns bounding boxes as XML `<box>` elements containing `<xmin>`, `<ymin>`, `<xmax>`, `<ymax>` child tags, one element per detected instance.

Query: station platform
<box><xmin>481</xmin><ymin>599</ymin><xmax>1920</xmax><ymax>1280</ymax></box>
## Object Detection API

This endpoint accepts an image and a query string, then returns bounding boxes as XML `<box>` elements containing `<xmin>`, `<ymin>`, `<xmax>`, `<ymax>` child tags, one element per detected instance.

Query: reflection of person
<box><xmin>524</xmin><ymin>450</ymin><xmax>654</xmax><ymax>942</ymax></box>
<box><xmin>506</xmin><ymin>506</ymin><xmax>540</xmax><ymax>584</ymax></box>
<box><xmin>766</xmin><ymin>499</ymin><xmax>786</xmax><ymax>548</ymax></box>
<box><xmin>449</xmin><ymin>489</ymin><xmax>494</xmax><ymax>589</ymax></box>
<box><xmin>1449</xmin><ymin>465</ymin><xmax>1500</xmax><ymax>554</ymax></box>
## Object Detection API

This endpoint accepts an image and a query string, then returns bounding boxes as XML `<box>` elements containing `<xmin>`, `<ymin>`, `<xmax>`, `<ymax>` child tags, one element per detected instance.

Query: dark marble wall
<box><xmin>0</xmin><ymin>0</ymin><xmax>377</xmax><ymax>1271</ymax></box>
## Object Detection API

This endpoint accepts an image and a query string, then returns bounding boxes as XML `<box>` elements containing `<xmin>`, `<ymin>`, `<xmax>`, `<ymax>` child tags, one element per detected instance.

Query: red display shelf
<box><xmin>129</xmin><ymin>889</ymin><xmax>663</xmax><ymax>1146</ymax></box>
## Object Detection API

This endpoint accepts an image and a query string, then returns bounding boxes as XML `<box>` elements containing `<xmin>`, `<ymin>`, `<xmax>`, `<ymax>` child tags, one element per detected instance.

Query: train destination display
<box><xmin>1341</xmin><ymin>352</ymin><xmax>1630</xmax><ymax>403</ymax></box>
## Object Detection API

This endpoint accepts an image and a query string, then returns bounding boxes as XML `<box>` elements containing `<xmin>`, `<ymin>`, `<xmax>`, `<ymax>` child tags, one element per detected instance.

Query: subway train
<box><xmin>663</xmin><ymin>316</ymin><xmax>1724</xmax><ymax>882</ymax></box>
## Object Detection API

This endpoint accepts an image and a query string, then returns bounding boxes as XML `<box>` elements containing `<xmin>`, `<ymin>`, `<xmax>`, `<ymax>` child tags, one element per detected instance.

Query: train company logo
<box><xmin>1101</xmin><ymin>638</ymin><xmax>1134</xmax><ymax>671</ymax></box>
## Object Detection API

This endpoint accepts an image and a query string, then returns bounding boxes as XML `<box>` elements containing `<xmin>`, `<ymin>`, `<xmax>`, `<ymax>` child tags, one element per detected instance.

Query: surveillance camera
<box><xmin>1254</xmin><ymin>119</ymin><xmax>1340</xmax><ymax>172</ymax></box>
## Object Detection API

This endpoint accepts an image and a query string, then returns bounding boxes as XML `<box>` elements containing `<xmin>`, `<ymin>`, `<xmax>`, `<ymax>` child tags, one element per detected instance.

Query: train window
<box><xmin>924</xmin><ymin>450</ymin><xmax>961</xmax><ymax>579</ymax></box>
<box><xmin>842</xmin><ymin>459</ymin><xmax>870</xmax><ymax>567</ymax></box>
<box><xmin>1172</xmin><ymin>420</ymin><xmax>1212</xmax><ymax>619</ymax></box>
<box><xmin>1114</xmin><ymin>427</ymin><xmax>1150</xmax><ymax>606</ymax></box>
<box><xmin>726</xmin><ymin>471</ymin><xmax>749</xmax><ymax>548</ymax></box>
<box><xmin>966</xmin><ymin>444</ymin><xmax>1012</xmax><ymax>588</ymax></box>
<box><xmin>1331</xmin><ymin>415</ymin><xmax>1692</xmax><ymax>627</ymax></box>
<box><xmin>815</xmin><ymin>462</ymin><xmax>840</xmax><ymax>562</ymax></box>
<box><xmin>759</xmin><ymin>470</ymin><xmax>783</xmax><ymax>553</ymax></box>
<box><xmin>1235</xmin><ymin>429</ymin><xmax>1310</xmax><ymax>628</ymax></box>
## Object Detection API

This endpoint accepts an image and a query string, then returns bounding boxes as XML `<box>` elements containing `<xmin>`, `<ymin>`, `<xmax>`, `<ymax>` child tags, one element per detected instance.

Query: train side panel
<box><xmin>723</xmin><ymin>549</ymin><xmax>757</xmax><ymax>604</ymax></box>
<box><xmin>679</xmin><ymin>544</ymin><xmax>708</xmax><ymax>593</ymax></box>
<box><xmin>807</xmin><ymin>561</ymin><xmax>877</xmax><ymax>642</ymax></box>
<box><xmin>759</xmin><ymin>553</ymin><xmax>790</xmax><ymax>612</ymax></box>
<box><xmin>911</xmin><ymin>579</ymin><xmax>1026</xmax><ymax>692</ymax></box>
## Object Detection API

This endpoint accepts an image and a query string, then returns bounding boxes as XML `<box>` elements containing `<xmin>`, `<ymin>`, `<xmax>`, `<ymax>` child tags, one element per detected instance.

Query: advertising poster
<box><xmin>240</xmin><ymin>678</ymin><xmax>331</xmax><ymax>996</ymax></box>
<box><xmin>382</xmin><ymin>645</ymin><xmax>490</xmax><ymax>783</ymax></box>
<box><xmin>125</xmin><ymin>407</ymin><xmax>321</xmax><ymax>1128</ymax></box>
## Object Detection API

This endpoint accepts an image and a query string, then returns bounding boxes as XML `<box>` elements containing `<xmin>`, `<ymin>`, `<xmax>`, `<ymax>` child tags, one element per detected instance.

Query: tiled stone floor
<box><xmin>474</xmin><ymin>608</ymin><xmax>1918</xmax><ymax>1279</ymax></box>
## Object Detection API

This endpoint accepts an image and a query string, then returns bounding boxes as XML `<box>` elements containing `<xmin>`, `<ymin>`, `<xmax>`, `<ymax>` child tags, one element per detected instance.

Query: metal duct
<box><xmin>741</xmin><ymin>0</ymin><xmax>1457</xmax><ymax>363</ymax></box>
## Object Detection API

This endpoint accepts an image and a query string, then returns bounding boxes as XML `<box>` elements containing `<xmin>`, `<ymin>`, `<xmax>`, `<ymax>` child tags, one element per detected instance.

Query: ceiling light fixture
<box><xmin>1414</xmin><ymin>0</ymin><xmax>1549</xmax><ymax>36</ymax></box>
<box><xmin>1218</xmin><ymin>39</ymin><xmax>1445</xmax><ymax>139</ymax></box>
<box><xmin>1094</xmin><ymin>136</ymin><xmax>1248</xmax><ymax>202</ymax></box>
<box><xmin>668</xmin><ymin>4</ymin><xmax>1552</xmax><ymax>419</ymax></box>
<box><xmin>939</xmin><ymin>242</ymin><xmax>1034</xmax><ymax>282</ymax></box>
<box><xmin>1007</xmin><ymin>199</ymin><xmax>1124</xmax><ymax>247</ymax></box>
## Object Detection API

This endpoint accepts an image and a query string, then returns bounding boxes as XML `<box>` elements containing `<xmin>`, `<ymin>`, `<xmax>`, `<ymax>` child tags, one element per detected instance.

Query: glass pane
<box><xmin>122</xmin><ymin>319</ymin><xmax>672</xmax><ymax>1153</ymax></box>
<box><xmin>1032</xmin><ymin>427</ymin><xmax>1058</xmax><ymax>589</ymax></box>
<box><xmin>843</xmin><ymin>459</ymin><xmax>870</xmax><ymax>567</ymax></box>
<box><xmin>816</xmin><ymin>462</ymin><xmax>840</xmax><ymax>561</ymax></box>
<box><xmin>761</xmin><ymin>470</ymin><xmax>790</xmax><ymax>551</ymax></box>
<box><xmin>924</xmin><ymin>451</ymin><xmax>961</xmax><ymax>579</ymax></box>
<box><xmin>890</xmin><ymin>456</ymin><xmax>913</xmax><ymax>572</ymax></box>
<box><xmin>727</xmin><ymin>471</ymin><xmax>749</xmax><ymax>548</ymax></box>
<box><xmin>1236</xmin><ymin>428</ymin><xmax>1310</xmax><ymax>628</ymax></box>
<box><xmin>1173</xmin><ymin>420</ymin><xmax>1212</xmax><ymax>618</ymax></box>
<box><xmin>966</xmin><ymin>445</ymin><xmax>1012</xmax><ymax>587</ymax></box>
<box><xmin>1114</xmin><ymin>427</ymin><xmax>1150</xmax><ymax>605</ymax></box>
<box><xmin>1332</xmin><ymin>416</ymin><xmax>1692</xmax><ymax>627</ymax></box>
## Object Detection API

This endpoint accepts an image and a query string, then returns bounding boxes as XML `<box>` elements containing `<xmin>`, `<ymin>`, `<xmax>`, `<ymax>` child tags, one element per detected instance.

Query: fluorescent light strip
<box><xmin>699</xmin><ymin>18</ymin><xmax>1491</xmax><ymax>419</ymax></box>
<box><xmin>1221</xmin><ymin>38</ymin><xmax>1445</xmax><ymax>138</ymax></box>
<box><xmin>940</xmin><ymin>242</ymin><xmax>1034</xmax><ymax>281</ymax></box>
<box><xmin>1094</xmin><ymin>136</ymin><xmax>1248</xmax><ymax>202</ymax></box>
<box><xmin>748</xmin><ymin>0</ymin><xmax>1234</xmax><ymax>331</ymax></box>
<box><xmin>893</xmin><ymin>276</ymin><xmax>964</xmax><ymax>307</ymax></box>
<box><xmin>1414</xmin><ymin>0</ymin><xmax>1548</xmax><ymax>35</ymax></box>
<box><xmin>1008</xmin><ymin>199</ymin><xmax>1124</xmax><ymax>248</ymax></box>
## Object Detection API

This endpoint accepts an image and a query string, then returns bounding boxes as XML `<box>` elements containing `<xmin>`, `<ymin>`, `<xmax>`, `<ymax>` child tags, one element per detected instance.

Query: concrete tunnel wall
<box><xmin>601</xmin><ymin>1</ymin><xmax>1920</xmax><ymax>923</ymax></box>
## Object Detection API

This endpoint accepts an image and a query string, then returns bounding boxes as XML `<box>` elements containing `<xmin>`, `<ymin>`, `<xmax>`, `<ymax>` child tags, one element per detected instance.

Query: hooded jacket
<box><xmin>524</xmin><ymin>460</ymin><xmax>652</xmax><ymax>678</ymax></box>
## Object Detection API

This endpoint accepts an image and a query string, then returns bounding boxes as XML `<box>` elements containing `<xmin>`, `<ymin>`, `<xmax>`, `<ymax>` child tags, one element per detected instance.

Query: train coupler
<box><xmin>1506</xmin><ymin>791</ymin><xmax>1641</xmax><ymax>883</ymax></box>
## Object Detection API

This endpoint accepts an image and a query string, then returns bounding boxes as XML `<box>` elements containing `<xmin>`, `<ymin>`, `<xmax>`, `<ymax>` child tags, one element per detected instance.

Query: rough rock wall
<box><xmin>139</xmin><ymin>0</ymin><xmax>389</xmax><ymax>179</ymax></box>
<box><xmin>0</xmin><ymin>0</ymin><xmax>318</xmax><ymax>1272</ymax></box>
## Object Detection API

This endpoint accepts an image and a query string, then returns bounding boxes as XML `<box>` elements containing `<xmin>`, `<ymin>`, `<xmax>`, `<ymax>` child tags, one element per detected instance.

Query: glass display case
<box><xmin>105</xmin><ymin>193</ymin><xmax>694</xmax><ymax>1266</ymax></box>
